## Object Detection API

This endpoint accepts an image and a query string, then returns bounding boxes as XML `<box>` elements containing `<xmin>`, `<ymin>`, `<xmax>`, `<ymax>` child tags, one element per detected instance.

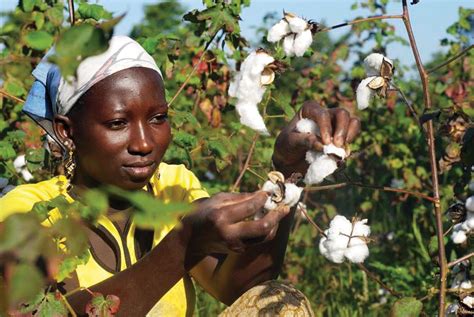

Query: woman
<box><xmin>0</xmin><ymin>36</ymin><xmax>360</xmax><ymax>316</ymax></box>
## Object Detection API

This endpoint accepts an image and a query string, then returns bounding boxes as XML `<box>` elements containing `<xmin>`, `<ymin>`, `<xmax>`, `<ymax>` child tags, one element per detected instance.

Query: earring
<box><xmin>63</xmin><ymin>141</ymin><xmax>76</xmax><ymax>191</ymax></box>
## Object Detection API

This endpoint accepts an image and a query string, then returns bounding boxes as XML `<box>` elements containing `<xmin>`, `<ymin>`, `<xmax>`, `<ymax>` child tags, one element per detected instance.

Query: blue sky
<box><xmin>1</xmin><ymin>1</ymin><xmax>472</xmax><ymax>65</ymax></box>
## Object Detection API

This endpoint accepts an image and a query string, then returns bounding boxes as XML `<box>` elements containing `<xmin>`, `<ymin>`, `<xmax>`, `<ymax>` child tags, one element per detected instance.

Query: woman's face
<box><xmin>64</xmin><ymin>67</ymin><xmax>171</xmax><ymax>190</ymax></box>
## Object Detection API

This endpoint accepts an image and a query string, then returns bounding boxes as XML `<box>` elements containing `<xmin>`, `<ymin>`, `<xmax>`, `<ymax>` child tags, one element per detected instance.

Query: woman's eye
<box><xmin>150</xmin><ymin>113</ymin><xmax>168</xmax><ymax>124</ymax></box>
<box><xmin>107</xmin><ymin>120</ymin><xmax>127</xmax><ymax>129</ymax></box>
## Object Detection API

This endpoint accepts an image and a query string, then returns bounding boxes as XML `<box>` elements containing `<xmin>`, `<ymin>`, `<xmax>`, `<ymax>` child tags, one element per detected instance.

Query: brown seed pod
<box><xmin>446</xmin><ymin>202</ymin><xmax>467</xmax><ymax>224</ymax></box>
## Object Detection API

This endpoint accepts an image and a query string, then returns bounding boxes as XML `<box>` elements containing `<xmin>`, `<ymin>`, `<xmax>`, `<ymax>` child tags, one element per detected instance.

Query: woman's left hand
<box><xmin>272</xmin><ymin>101</ymin><xmax>361</xmax><ymax>177</ymax></box>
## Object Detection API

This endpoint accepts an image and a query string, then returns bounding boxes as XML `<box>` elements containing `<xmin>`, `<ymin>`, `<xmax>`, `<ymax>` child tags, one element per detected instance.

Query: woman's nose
<box><xmin>128</xmin><ymin>122</ymin><xmax>153</xmax><ymax>155</ymax></box>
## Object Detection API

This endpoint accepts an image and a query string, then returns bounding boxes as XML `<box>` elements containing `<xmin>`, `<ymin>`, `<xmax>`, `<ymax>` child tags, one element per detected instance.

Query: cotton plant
<box><xmin>356</xmin><ymin>53</ymin><xmax>395</xmax><ymax>110</ymax></box>
<box><xmin>13</xmin><ymin>155</ymin><xmax>34</xmax><ymax>182</ymax></box>
<box><xmin>450</xmin><ymin>260</ymin><xmax>472</xmax><ymax>290</ymax></box>
<box><xmin>295</xmin><ymin>118</ymin><xmax>347</xmax><ymax>185</ymax></box>
<box><xmin>450</xmin><ymin>196</ymin><xmax>474</xmax><ymax>244</ymax></box>
<box><xmin>267</xmin><ymin>12</ymin><xmax>317</xmax><ymax>57</ymax></box>
<box><xmin>228</xmin><ymin>49</ymin><xmax>282</xmax><ymax>135</ymax></box>
<box><xmin>258</xmin><ymin>171</ymin><xmax>303</xmax><ymax>220</ymax></box>
<box><xmin>319</xmin><ymin>215</ymin><xmax>371</xmax><ymax>264</ymax></box>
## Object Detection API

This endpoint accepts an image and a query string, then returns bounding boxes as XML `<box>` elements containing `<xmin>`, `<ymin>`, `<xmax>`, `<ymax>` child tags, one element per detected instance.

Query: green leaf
<box><xmin>32</xmin><ymin>11</ymin><xmax>45</xmax><ymax>30</ymax></box>
<box><xmin>427</xmin><ymin>235</ymin><xmax>448</xmax><ymax>256</ymax></box>
<box><xmin>45</xmin><ymin>6</ymin><xmax>64</xmax><ymax>27</ymax></box>
<box><xmin>80</xmin><ymin>188</ymin><xmax>109</xmax><ymax>221</ymax></box>
<box><xmin>9</xmin><ymin>263</ymin><xmax>44</xmax><ymax>304</ymax></box>
<box><xmin>173</xmin><ymin>131</ymin><xmax>197</xmax><ymax>149</ymax></box>
<box><xmin>35</xmin><ymin>292</ymin><xmax>68</xmax><ymax>317</ymax></box>
<box><xmin>56</xmin><ymin>251</ymin><xmax>90</xmax><ymax>282</ymax></box>
<box><xmin>0</xmin><ymin>140</ymin><xmax>16</xmax><ymax>160</ymax></box>
<box><xmin>4</xmin><ymin>78</ymin><xmax>27</xmax><ymax>97</ymax></box>
<box><xmin>390</xmin><ymin>297</ymin><xmax>422</xmax><ymax>317</ymax></box>
<box><xmin>24</xmin><ymin>31</ymin><xmax>54</xmax><ymax>50</ymax></box>
<box><xmin>52</xmin><ymin>218</ymin><xmax>89</xmax><ymax>255</ymax></box>
<box><xmin>21</xmin><ymin>0</ymin><xmax>35</xmax><ymax>12</ymax></box>
<box><xmin>78</xmin><ymin>3</ymin><xmax>112</xmax><ymax>21</ymax></box>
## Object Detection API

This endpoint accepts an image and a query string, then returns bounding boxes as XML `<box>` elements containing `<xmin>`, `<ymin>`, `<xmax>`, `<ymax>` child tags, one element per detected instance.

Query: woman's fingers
<box><xmin>331</xmin><ymin>108</ymin><xmax>351</xmax><ymax>147</ymax></box>
<box><xmin>230</xmin><ymin>206</ymin><xmax>290</xmax><ymax>240</ymax></box>
<box><xmin>302</xmin><ymin>102</ymin><xmax>332</xmax><ymax>144</ymax></box>
<box><xmin>287</xmin><ymin>131</ymin><xmax>324</xmax><ymax>153</ymax></box>
<box><xmin>346</xmin><ymin>117</ymin><xmax>361</xmax><ymax>144</ymax></box>
<box><xmin>214</xmin><ymin>191</ymin><xmax>268</xmax><ymax>224</ymax></box>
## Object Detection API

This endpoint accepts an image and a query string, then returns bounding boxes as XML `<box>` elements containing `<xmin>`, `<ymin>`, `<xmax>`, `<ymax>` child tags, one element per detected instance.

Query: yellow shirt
<box><xmin>0</xmin><ymin>162</ymin><xmax>209</xmax><ymax>317</ymax></box>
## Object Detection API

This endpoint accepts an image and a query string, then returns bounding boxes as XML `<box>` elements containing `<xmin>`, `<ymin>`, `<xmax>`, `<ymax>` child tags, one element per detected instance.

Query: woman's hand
<box><xmin>272</xmin><ymin>101</ymin><xmax>361</xmax><ymax>177</ymax></box>
<box><xmin>185</xmin><ymin>191</ymin><xmax>290</xmax><ymax>256</ymax></box>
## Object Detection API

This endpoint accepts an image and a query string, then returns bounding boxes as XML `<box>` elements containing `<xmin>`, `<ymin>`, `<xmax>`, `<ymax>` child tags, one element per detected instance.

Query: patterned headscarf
<box><xmin>23</xmin><ymin>35</ymin><xmax>162</xmax><ymax>145</ymax></box>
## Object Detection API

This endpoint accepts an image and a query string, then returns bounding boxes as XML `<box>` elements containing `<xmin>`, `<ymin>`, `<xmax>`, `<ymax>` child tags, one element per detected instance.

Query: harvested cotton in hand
<box><xmin>296</xmin><ymin>118</ymin><xmax>346</xmax><ymax>185</ymax></box>
<box><xmin>228</xmin><ymin>50</ymin><xmax>277</xmax><ymax>135</ymax></box>
<box><xmin>319</xmin><ymin>215</ymin><xmax>371</xmax><ymax>263</ymax></box>
<box><xmin>267</xmin><ymin>12</ymin><xmax>315</xmax><ymax>57</ymax></box>
<box><xmin>257</xmin><ymin>171</ymin><xmax>303</xmax><ymax>219</ymax></box>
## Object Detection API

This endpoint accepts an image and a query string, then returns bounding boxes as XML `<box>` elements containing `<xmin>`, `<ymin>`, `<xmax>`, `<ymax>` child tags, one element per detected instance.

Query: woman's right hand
<box><xmin>185</xmin><ymin>191</ymin><xmax>290</xmax><ymax>255</ymax></box>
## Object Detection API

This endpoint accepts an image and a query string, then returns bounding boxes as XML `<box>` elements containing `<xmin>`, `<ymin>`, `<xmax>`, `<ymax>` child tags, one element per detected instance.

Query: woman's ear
<box><xmin>53</xmin><ymin>115</ymin><xmax>74</xmax><ymax>148</ymax></box>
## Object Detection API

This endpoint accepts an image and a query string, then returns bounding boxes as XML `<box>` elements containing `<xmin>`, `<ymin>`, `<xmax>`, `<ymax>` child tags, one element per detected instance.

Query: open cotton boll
<box><xmin>235</xmin><ymin>101</ymin><xmax>269</xmax><ymax>135</ymax></box>
<box><xmin>292</xmin><ymin>29</ymin><xmax>313</xmax><ymax>57</ymax></box>
<box><xmin>305</xmin><ymin>150</ymin><xmax>320</xmax><ymax>164</ymax></box>
<box><xmin>451</xmin><ymin>225</ymin><xmax>467</xmax><ymax>244</ymax></box>
<box><xmin>267</xmin><ymin>19</ymin><xmax>290</xmax><ymax>42</ymax></box>
<box><xmin>262</xmin><ymin>180</ymin><xmax>279</xmax><ymax>193</ymax></box>
<box><xmin>469</xmin><ymin>181</ymin><xmax>474</xmax><ymax>192</ymax></box>
<box><xmin>463</xmin><ymin>296</ymin><xmax>474</xmax><ymax>309</ymax></box>
<box><xmin>21</xmin><ymin>169</ymin><xmax>34</xmax><ymax>182</ymax></box>
<box><xmin>466</xmin><ymin>196</ymin><xmax>474</xmax><ymax>212</ymax></box>
<box><xmin>463</xmin><ymin>211</ymin><xmax>474</xmax><ymax>230</ymax></box>
<box><xmin>356</xmin><ymin>76</ymin><xmax>377</xmax><ymax>110</ymax></box>
<box><xmin>352</xmin><ymin>218</ymin><xmax>371</xmax><ymax>237</ymax></box>
<box><xmin>283</xmin><ymin>35</ymin><xmax>295</xmax><ymax>57</ymax></box>
<box><xmin>283</xmin><ymin>183</ymin><xmax>303</xmax><ymax>207</ymax></box>
<box><xmin>320</xmin><ymin>233</ymin><xmax>349</xmax><ymax>263</ymax></box>
<box><xmin>287</xmin><ymin>15</ymin><xmax>308</xmax><ymax>34</ymax></box>
<box><xmin>323</xmin><ymin>143</ymin><xmax>347</xmax><ymax>160</ymax></box>
<box><xmin>329</xmin><ymin>215</ymin><xmax>353</xmax><ymax>234</ymax></box>
<box><xmin>344</xmin><ymin>238</ymin><xmax>370</xmax><ymax>263</ymax></box>
<box><xmin>296</xmin><ymin>118</ymin><xmax>318</xmax><ymax>135</ymax></box>
<box><xmin>363</xmin><ymin>53</ymin><xmax>393</xmax><ymax>77</ymax></box>
<box><xmin>304</xmin><ymin>154</ymin><xmax>338</xmax><ymax>185</ymax></box>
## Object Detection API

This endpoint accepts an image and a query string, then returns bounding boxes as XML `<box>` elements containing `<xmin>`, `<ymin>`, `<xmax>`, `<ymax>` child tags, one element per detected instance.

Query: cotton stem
<box><xmin>356</xmin><ymin>263</ymin><xmax>401</xmax><ymax>298</ymax></box>
<box><xmin>0</xmin><ymin>89</ymin><xmax>25</xmax><ymax>104</ymax></box>
<box><xmin>427</xmin><ymin>44</ymin><xmax>473</xmax><ymax>74</ymax></box>
<box><xmin>231</xmin><ymin>133</ymin><xmax>259</xmax><ymax>192</ymax></box>
<box><xmin>402</xmin><ymin>0</ymin><xmax>446</xmax><ymax>314</ymax></box>
<box><xmin>318</xmin><ymin>14</ymin><xmax>402</xmax><ymax>33</ymax></box>
<box><xmin>447</xmin><ymin>252</ymin><xmax>474</xmax><ymax>269</ymax></box>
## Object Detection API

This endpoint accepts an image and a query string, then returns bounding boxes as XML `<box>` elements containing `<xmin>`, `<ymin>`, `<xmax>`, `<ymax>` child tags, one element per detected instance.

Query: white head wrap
<box><xmin>23</xmin><ymin>35</ymin><xmax>162</xmax><ymax>144</ymax></box>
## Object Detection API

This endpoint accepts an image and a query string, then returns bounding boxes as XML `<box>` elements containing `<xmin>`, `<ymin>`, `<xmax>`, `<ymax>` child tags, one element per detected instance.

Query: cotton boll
<box><xmin>446</xmin><ymin>303</ymin><xmax>459</xmax><ymax>316</ymax></box>
<box><xmin>319</xmin><ymin>234</ymin><xmax>329</xmax><ymax>257</ymax></box>
<box><xmin>323</xmin><ymin>143</ymin><xmax>346</xmax><ymax>160</ymax></box>
<box><xmin>305</xmin><ymin>150</ymin><xmax>320</xmax><ymax>164</ymax></box>
<box><xmin>283</xmin><ymin>35</ymin><xmax>295</xmax><ymax>57</ymax></box>
<box><xmin>283</xmin><ymin>183</ymin><xmax>303</xmax><ymax>207</ymax></box>
<box><xmin>352</xmin><ymin>218</ymin><xmax>371</xmax><ymax>237</ymax></box>
<box><xmin>363</xmin><ymin>53</ymin><xmax>393</xmax><ymax>77</ymax></box>
<box><xmin>460</xmin><ymin>280</ymin><xmax>472</xmax><ymax>289</ymax></box>
<box><xmin>466</xmin><ymin>196</ymin><xmax>474</xmax><ymax>212</ymax></box>
<box><xmin>13</xmin><ymin>155</ymin><xmax>27</xmax><ymax>172</ymax></box>
<box><xmin>304</xmin><ymin>154</ymin><xmax>338</xmax><ymax>185</ymax></box>
<box><xmin>469</xmin><ymin>181</ymin><xmax>474</xmax><ymax>192</ymax></box>
<box><xmin>267</xmin><ymin>19</ymin><xmax>290</xmax><ymax>42</ymax></box>
<box><xmin>292</xmin><ymin>29</ymin><xmax>313</xmax><ymax>57</ymax></box>
<box><xmin>329</xmin><ymin>215</ymin><xmax>353</xmax><ymax>235</ymax></box>
<box><xmin>356</xmin><ymin>76</ymin><xmax>376</xmax><ymax>110</ymax></box>
<box><xmin>264</xmin><ymin>197</ymin><xmax>277</xmax><ymax>211</ymax></box>
<box><xmin>463</xmin><ymin>211</ymin><xmax>474</xmax><ymax>230</ymax></box>
<box><xmin>0</xmin><ymin>178</ymin><xmax>8</xmax><ymax>189</ymax></box>
<box><xmin>296</xmin><ymin>118</ymin><xmax>318</xmax><ymax>135</ymax></box>
<box><xmin>235</xmin><ymin>101</ymin><xmax>269</xmax><ymax>135</ymax></box>
<box><xmin>344</xmin><ymin>238</ymin><xmax>369</xmax><ymax>263</ymax></box>
<box><xmin>462</xmin><ymin>296</ymin><xmax>474</xmax><ymax>309</ymax></box>
<box><xmin>322</xmin><ymin>233</ymin><xmax>349</xmax><ymax>263</ymax></box>
<box><xmin>262</xmin><ymin>180</ymin><xmax>279</xmax><ymax>193</ymax></box>
<box><xmin>286</xmin><ymin>15</ymin><xmax>308</xmax><ymax>33</ymax></box>
<box><xmin>451</xmin><ymin>227</ymin><xmax>467</xmax><ymax>244</ymax></box>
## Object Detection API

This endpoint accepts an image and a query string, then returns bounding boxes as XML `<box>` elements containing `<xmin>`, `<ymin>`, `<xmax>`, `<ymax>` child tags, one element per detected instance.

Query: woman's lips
<box><xmin>122</xmin><ymin>161</ymin><xmax>156</xmax><ymax>180</ymax></box>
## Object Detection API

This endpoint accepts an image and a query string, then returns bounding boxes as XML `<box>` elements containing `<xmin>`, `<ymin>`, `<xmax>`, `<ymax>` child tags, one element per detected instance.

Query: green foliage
<box><xmin>390</xmin><ymin>297</ymin><xmax>423</xmax><ymax>317</ymax></box>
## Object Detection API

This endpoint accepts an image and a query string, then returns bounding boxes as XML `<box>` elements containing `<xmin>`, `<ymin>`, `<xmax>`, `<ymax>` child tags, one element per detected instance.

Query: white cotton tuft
<box><xmin>323</xmin><ymin>143</ymin><xmax>347</xmax><ymax>160</ymax></box>
<box><xmin>469</xmin><ymin>181</ymin><xmax>474</xmax><ymax>192</ymax></box>
<box><xmin>446</xmin><ymin>303</ymin><xmax>459</xmax><ymax>316</ymax></box>
<box><xmin>296</xmin><ymin>118</ymin><xmax>318</xmax><ymax>135</ymax></box>
<box><xmin>305</xmin><ymin>150</ymin><xmax>320</xmax><ymax>164</ymax></box>
<box><xmin>292</xmin><ymin>29</ymin><xmax>313</xmax><ymax>57</ymax></box>
<box><xmin>267</xmin><ymin>19</ymin><xmax>290</xmax><ymax>43</ymax></box>
<box><xmin>263</xmin><ymin>198</ymin><xmax>277</xmax><ymax>212</ymax></box>
<box><xmin>463</xmin><ymin>296</ymin><xmax>474</xmax><ymax>309</ymax></box>
<box><xmin>344</xmin><ymin>238</ymin><xmax>370</xmax><ymax>263</ymax></box>
<box><xmin>304</xmin><ymin>154</ymin><xmax>338</xmax><ymax>185</ymax></box>
<box><xmin>451</xmin><ymin>225</ymin><xmax>467</xmax><ymax>244</ymax></box>
<box><xmin>283</xmin><ymin>183</ymin><xmax>303</xmax><ymax>207</ymax></box>
<box><xmin>460</xmin><ymin>280</ymin><xmax>472</xmax><ymax>290</ymax></box>
<box><xmin>363</xmin><ymin>53</ymin><xmax>393</xmax><ymax>77</ymax></box>
<box><xmin>356</xmin><ymin>76</ymin><xmax>376</xmax><ymax>110</ymax></box>
<box><xmin>235</xmin><ymin>101</ymin><xmax>269</xmax><ymax>135</ymax></box>
<box><xmin>283</xmin><ymin>35</ymin><xmax>295</xmax><ymax>57</ymax></box>
<box><xmin>229</xmin><ymin>51</ymin><xmax>275</xmax><ymax>135</ymax></box>
<box><xmin>262</xmin><ymin>180</ymin><xmax>279</xmax><ymax>193</ymax></box>
<box><xmin>287</xmin><ymin>15</ymin><xmax>308</xmax><ymax>33</ymax></box>
<box><xmin>465</xmin><ymin>196</ymin><xmax>474</xmax><ymax>212</ymax></box>
<box><xmin>319</xmin><ymin>215</ymin><xmax>371</xmax><ymax>264</ymax></box>
<box><xmin>13</xmin><ymin>155</ymin><xmax>27</xmax><ymax>172</ymax></box>
<box><xmin>21</xmin><ymin>169</ymin><xmax>34</xmax><ymax>182</ymax></box>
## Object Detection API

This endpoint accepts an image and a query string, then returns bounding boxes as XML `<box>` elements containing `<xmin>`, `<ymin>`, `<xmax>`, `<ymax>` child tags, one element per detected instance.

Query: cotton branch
<box><xmin>317</xmin><ymin>14</ymin><xmax>403</xmax><ymax>33</ymax></box>
<box><xmin>427</xmin><ymin>44</ymin><xmax>473</xmax><ymax>74</ymax></box>
<box><xmin>447</xmin><ymin>252</ymin><xmax>474</xmax><ymax>269</ymax></box>
<box><xmin>68</xmin><ymin>0</ymin><xmax>75</xmax><ymax>26</ymax></box>
<box><xmin>231</xmin><ymin>133</ymin><xmax>259</xmax><ymax>192</ymax></box>
<box><xmin>357</xmin><ymin>263</ymin><xmax>401</xmax><ymax>298</ymax></box>
<box><xmin>0</xmin><ymin>89</ymin><xmax>25</xmax><ymax>104</ymax></box>
<box><xmin>401</xmin><ymin>0</ymin><xmax>447</xmax><ymax>314</ymax></box>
